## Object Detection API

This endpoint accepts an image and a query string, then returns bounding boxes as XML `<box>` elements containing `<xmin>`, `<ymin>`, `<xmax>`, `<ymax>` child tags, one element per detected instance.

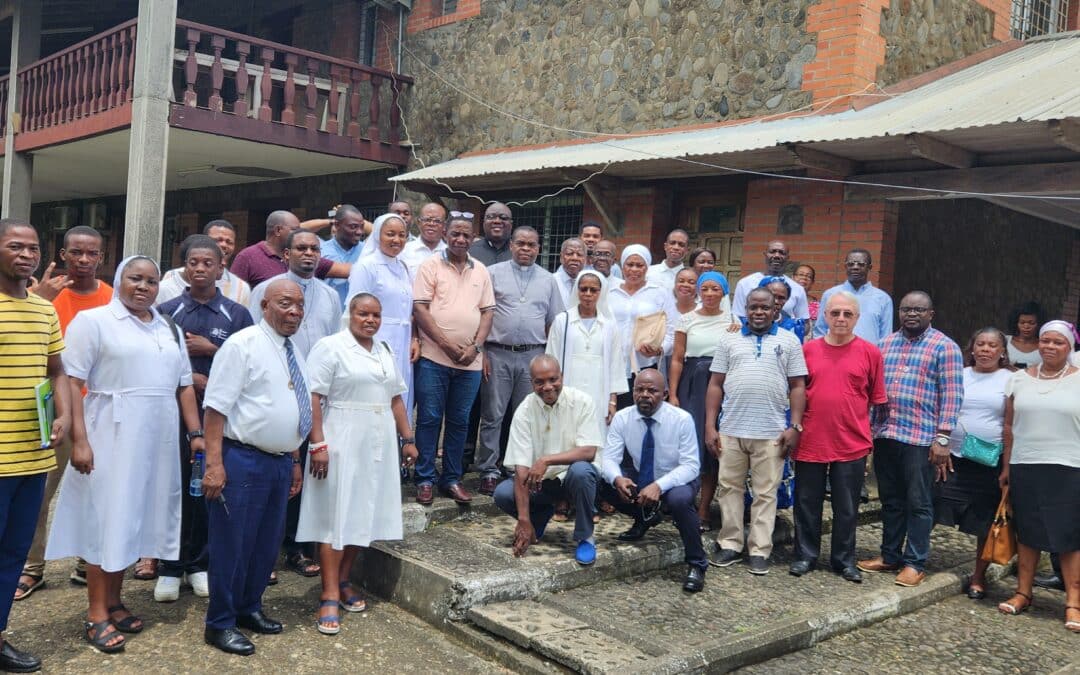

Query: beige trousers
<box><xmin>23</xmin><ymin>436</ymin><xmax>83</xmax><ymax>577</ymax></box>
<box><xmin>716</xmin><ymin>435</ymin><xmax>785</xmax><ymax>558</ymax></box>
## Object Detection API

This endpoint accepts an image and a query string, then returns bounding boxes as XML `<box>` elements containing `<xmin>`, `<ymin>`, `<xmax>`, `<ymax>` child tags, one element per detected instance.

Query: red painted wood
<box><xmin>282</xmin><ymin>53</ymin><xmax>298</xmax><ymax>125</ymax></box>
<box><xmin>304</xmin><ymin>57</ymin><xmax>318</xmax><ymax>131</ymax></box>
<box><xmin>80</xmin><ymin>45</ymin><xmax>90</xmax><ymax>117</ymax></box>
<box><xmin>118</xmin><ymin>28</ymin><xmax>130</xmax><ymax>105</ymax></box>
<box><xmin>234</xmin><ymin>41</ymin><xmax>250</xmax><ymax>117</ymax></box>
<box><xmin>389</xmin><ymin>78</ymin><xmax>401</xmax><ymax>138</ymax></box>
<box><xmin>209</xmin><ymin>34</ymin><xmax>225</xmax><ymax>112</ymax></box>
<box><xmin>326</xmin><ymin>66</ymin><xmax>341</xmax><ymax>135</ymax></box>
<box><xmin>259</xmin><ymin>47</ymin><xmax>274</xmax><ymax>122</ymax></box>
<box><xmin>108</xmin><ymin>33</ymin><xmax>119</xmax><ymax>109</ymax></box>
<box><xmin>97</xmin><ymin>39</ymin><xmax>109</xmax><ymax>114</ymax></box>
<box><xmin>368</xmin><ymin>75</ymin><xmax>381</xmax><ymax>142</ymax></box>
<box><xmin>184</xmin><ymin>29</ymin><xmax>199</xmax><ymax>107</ymax></box>
<box><xmin>348</xmin><ymin>70</ymin><xmax>362</xmax><ymax>139</ymax></box>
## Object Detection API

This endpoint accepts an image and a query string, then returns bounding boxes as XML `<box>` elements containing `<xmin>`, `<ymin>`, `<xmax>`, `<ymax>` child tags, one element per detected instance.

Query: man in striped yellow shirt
<box><xmin>0</xmin><ymin>218</ymin><xmax>71</xmax><ymax>672</ymax></box>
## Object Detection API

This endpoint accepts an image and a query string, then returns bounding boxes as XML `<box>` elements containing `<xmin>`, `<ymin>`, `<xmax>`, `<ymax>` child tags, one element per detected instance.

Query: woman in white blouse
<box><xmin>607</xmin><ymin>244</ymin><xmax>677</xmax><ymax>408</ymax></box>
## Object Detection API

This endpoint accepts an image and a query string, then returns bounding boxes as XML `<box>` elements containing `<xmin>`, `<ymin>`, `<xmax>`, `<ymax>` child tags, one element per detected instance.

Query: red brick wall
<box><xmin>742</xmin><ymin>177</ymin><xmax>897</xmax><ymax>295</ymax></box>
<box><xmin>581</xmin><ymin>187</ymin><xmax>676</xmax><ymax>261</ymax></box>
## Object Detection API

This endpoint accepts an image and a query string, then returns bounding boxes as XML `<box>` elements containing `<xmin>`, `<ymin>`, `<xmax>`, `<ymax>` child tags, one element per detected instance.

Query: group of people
<box><xmin>0</xmin><ymin>201</ymin><xmax>1077</xmax><ymax>671</ymax></box>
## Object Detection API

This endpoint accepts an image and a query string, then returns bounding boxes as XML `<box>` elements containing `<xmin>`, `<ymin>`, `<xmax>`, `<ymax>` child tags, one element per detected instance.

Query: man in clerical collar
<box><xmin>469</xmin><ymin>202</ymin><xmax>513</xmax><ymax>267</ymax></box>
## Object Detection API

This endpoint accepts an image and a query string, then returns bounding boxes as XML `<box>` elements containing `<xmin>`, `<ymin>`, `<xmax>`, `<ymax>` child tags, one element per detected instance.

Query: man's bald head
<box><xmin>262</xmin><ymin>279</ymin><xmax>305</xmax><ymax>337</ymax></box>
<box><xmin>266</xmin><ymin>210</ymin><xmax>301</xmax><ymax>249</ymax></box>
<box><xmin>530</xmin><ymin>354</ymin><xmax>563</xmax><ymax>405</ymax></box>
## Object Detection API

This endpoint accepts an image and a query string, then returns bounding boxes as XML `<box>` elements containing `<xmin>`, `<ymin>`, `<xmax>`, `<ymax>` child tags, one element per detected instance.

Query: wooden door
<box><xmin>678</xmin><ymin>196</ymin><xmax>744</xmax><ymax>290</ymax></box>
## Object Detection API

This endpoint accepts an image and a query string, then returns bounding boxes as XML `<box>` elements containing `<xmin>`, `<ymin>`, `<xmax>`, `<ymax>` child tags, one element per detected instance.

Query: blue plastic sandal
<box><xmin>316</xmin><ymin>600</ymin><xmax>340</xmax><ymax>635</ymax></box>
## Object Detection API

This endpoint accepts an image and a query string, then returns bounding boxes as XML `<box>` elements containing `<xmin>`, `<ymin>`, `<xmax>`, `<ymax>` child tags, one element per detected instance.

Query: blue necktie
<box><xmin>284</xmin><ymin>337</ymin><xmax>313</xmax><ymax>439</ymax></box>
<box><xmin>638</xmin><ymin>417</ymin><xmax>656</xmax><ymax>488</ymax></box>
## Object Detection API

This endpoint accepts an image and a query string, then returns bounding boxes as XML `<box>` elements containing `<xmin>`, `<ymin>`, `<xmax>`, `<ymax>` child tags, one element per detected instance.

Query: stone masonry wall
<box><xmin>401</xmin><ymin>0</ymin><xmax>818</xmax><ymax>162</ymax></box>
<box><xmin>877</xmin><ymin>0</ymin><xmax>997</xmax><ymax>86</ymax></box>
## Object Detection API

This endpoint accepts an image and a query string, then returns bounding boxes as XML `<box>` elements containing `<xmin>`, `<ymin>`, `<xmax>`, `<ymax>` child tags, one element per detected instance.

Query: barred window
<box><xmin>1011</xmin><ymin>0</ymin><xmax>1070</xmax><ymax>38</ymax></box>
<box><xmin>442</xmin><ymin>0</ymin><xmax>458</xmax><ymax>15</ymax></box>
<box><xmin>508</xmin><ymin>195</ymin><xmax>584</xmax><ymax>272</ymax></box>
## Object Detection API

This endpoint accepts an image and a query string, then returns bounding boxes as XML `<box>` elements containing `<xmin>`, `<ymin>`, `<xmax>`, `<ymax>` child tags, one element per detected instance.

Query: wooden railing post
<box><xmin>118</xmin><ymin>27</ymin><xmax>131</xmax><ymax>104</ymax></box>
<box><xmin>81</xmin><ymin>45</ymin><xmax>91</xmax><ymax>116</ymax></box>
<box><xmin>282</xmin><ymin>53</ymin><xmax>298</xmax><ymax>125</ymax></box>
<box><xmin>326</xmin><ymin>66</ymin><xmax>341</xmax><ymax>135</ymax></box>
<box><xmin>183</xmin><ymin>28</ymin><xmax>200</xmax><ymax>106</ymax></box>
<box><xmin>304</xmin><ymin>57</ymin><xmax>318</xmax><ymax>131</ymax></box>
<box><xmin>348</xmin><ymin>69</ymin><xmax>363</xmax><ymax>139</ymax></box>
<box><xmin>127</xmin><ymin>25</ymin><xmax>136</xmax><ymax>102</ymax></box>
<box><xmin>259</xmin><ymin>47</ymin><xmax>274</xmax><ymax>122</ymax></box>
<box><xmin>368</xmin><ymin>74</ymin><xmax>382</xmax><ymax>142</ymax></box>
<box><xmin>389</xmin><ymin>78</ymin><xmax>402</xmax><ymax>142</ymax></box>
<box><xmin>97</xmin><ymin>37</ymin><xmax>109</xmax><ymax>114</ymax></box>
<box><xmin>209</xmin><ymin>34</ymin><xmax>225</xmax><ymax>111</ymax></box>
<box><xmin>234</xmin><ymin>41</ymin><xmax>250</xmax><ymax>117</ymax></box>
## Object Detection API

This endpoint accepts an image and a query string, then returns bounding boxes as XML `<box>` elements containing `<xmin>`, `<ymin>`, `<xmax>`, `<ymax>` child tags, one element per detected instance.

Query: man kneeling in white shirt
<box><xmin>494</xmin><ymin>355</ymin><xmax>601</xmax><ymax>566</ymax></box>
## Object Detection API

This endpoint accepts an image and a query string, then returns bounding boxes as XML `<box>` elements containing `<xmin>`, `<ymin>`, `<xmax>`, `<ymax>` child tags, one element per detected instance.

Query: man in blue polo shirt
<box><xmin>704</xmin><ymin>287</ymin><xmax>807</xmax><ymax>576</ymax></box>
<box><xmin>321</xmin><ymin>205</ymin><xmax>367</xmax><ymax>309</ymax></box>
<box><xmin>157</xmin><ymin>235</ymin><xmax>253</xmax><ymax>602</ymax></box>
<box><xmin>813</xmin><ymin>248</ymin><xmax>893</xmax><ymax>343</ymax></box>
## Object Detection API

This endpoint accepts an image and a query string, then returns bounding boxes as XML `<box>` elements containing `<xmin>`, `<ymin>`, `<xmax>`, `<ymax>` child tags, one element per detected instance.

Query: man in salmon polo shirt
<box><xmin>789</xmin><ymin>291</ymin><xmax>887</xmax><ymax>583</ymax></box>
<box><xmin>17</xmin><ymin>226</ymin><xmax>112</xmax><ymax>599</ymax></box>
<box><xmin>412</xmin><ymin>215</ymin><xmax>495</xmax><ymax>506</ymax></box>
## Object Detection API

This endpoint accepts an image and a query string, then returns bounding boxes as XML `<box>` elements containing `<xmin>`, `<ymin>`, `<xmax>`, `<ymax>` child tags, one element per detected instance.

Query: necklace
<box><xmin>1035</xmin><ymin>362</ymin><xmax>1070</xmax><ymax>395</ymax></box>
<box><xmin>513</xmin><ymin>264</ymin><xmax>534</xmax><ymax>303</ymax></box>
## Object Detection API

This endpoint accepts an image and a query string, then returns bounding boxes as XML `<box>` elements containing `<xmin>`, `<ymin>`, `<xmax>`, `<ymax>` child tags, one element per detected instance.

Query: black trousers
<box><xmin>282</xmin><ymin>442</ymin><xmax>311</xmax><ymax>559</ymax></box>
<box><xmin>794</xmin><ymin>457</ymin><xmax>866</xmax><ymax>570</ymax></box>
<box><xmin>160</xmin><ymin>435</ymin><xmax>209</xmax><ymax>577</ymax></box>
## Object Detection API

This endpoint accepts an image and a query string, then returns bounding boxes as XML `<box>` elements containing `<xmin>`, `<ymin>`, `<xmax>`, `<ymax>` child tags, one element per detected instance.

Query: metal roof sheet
<box><xmin>393</xmin><ymin>32</ymin><xmax>1080</xmax><ymax>184</ymax></box>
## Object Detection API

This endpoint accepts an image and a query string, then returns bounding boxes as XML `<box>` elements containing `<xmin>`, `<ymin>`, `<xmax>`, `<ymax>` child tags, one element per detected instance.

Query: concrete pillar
<box><xmin>1</xmin><ymin>0</ymin><xmax>41</xmax><ymax>220</ymax></box>
<box><xmin>123</xmin><ymin>0</ymin><xmax>177</xmax><ymax>258</ymax></box>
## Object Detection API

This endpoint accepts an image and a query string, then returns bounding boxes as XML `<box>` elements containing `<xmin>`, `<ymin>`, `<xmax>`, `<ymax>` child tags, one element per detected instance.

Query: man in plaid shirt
<box><xmin>858</xmin><ymin>291</ymin><xmax>963</xmax><ymax>588</ymax></box>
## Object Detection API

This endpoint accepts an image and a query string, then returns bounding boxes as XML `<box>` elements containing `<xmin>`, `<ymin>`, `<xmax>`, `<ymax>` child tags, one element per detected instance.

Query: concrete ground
<box><xmin>6</xmin><ymin>558</ymin><xmax>508</xmax><ymax>674</ymax></box>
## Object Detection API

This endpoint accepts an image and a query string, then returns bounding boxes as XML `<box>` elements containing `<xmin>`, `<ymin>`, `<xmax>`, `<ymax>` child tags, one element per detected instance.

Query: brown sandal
<box><xmin>13</xmin><ymin>574</ymin><xmax>44</xmax><ymax>601</ymax></box>
<box><xmin>998</xmin><ymin>591</ymin><xmax>1033</xmax><ymax>615</ymax></box>
<box><xmin>1066</xmin><ymin>606</ymin><xmax>1080</xmax><ymax>633</ymax></box>
<box><xmin>133</xmin><ymin>557</ymin><xmax>158</xmax><ymax>580</ymax></box>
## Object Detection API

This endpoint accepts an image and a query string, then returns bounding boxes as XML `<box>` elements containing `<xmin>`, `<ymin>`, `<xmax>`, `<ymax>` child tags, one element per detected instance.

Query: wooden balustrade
<box><xmin>15</xmin><ymin>19</ymin><xmax>137</xmax><ymax>133</ymax></box>
<box><xmin>173</xmin><ymin>19</ymin><xmax>413</xmax><ymax>145</ymax></box>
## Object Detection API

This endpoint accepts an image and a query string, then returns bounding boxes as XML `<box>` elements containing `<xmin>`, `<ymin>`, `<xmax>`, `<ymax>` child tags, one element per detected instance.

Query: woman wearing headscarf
<box><xmin>298</xmin><ymin>293</ymin><xmax>418</xmax><ymax>635</ymax></box>
<box><xmin>607</xmin><ymin>245</ymin><xmax>677</xmax><ymax>408</ymax></box>
<box><xmin>46</xmin><ymin>256</ymin><xmax>203</xmax><ymax>653</ymax></box>
<box><xmin>998</xmin><ymin>320</ymin><xmax>1080</xmax><ymax>633</ymax></box>
<box><xmin>344</xmin><ymin>214</ymin><xmax>416</xmax><ymax>419</ymax></box>
<box><xmin>760</xmin><ymin>276</ymin><xmax>806</xmax><ymax>342</ymax></box>
<box><xmin>668</xmin><ymin>271</ymin><xmax>732</xmax><ymax>530</ymax></box>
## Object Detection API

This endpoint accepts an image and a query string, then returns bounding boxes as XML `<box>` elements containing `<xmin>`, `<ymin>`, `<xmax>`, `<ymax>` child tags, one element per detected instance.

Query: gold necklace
<box><xmin>1035</xmin><ymin>363</ymin><xmax>1070</xmax><ymax>395</ymax></box>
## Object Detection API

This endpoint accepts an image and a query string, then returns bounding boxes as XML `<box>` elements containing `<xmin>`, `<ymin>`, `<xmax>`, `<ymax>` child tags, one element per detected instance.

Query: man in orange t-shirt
<box><xmin>16</xmin><ymin>226</ymin><xmax>111</xmax><ymax>600</ymax></box>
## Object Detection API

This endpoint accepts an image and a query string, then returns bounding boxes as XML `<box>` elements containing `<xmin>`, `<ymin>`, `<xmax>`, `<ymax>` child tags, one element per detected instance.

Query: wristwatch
<box><xmin>935</xmin><ymin>435</ymin><xmax>950</xmax><ymax>447</ymax></box>
<box><xmin>790</xmin><ymin>423</ymin><xmax>803</xmax><ymax>433</ymax></box>
<box><xmin>186</xmin><ymin>429</ymin><xmax>204</xmax><ymax>442</ymax></box>
<box><xmin>474</xmin><ymin>344</ymin><xmax>483</xmax><ymax>353</ymax></box>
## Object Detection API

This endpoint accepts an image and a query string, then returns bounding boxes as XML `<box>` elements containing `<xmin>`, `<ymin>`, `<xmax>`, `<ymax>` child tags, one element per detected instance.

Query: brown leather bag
<box><xmin>980</xmin><ymin>487</ymin><xmax>1017</xmax><ymax>565</ymax></box>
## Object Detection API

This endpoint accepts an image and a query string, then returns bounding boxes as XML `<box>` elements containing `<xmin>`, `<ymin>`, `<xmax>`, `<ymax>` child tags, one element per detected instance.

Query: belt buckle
<box><xmin>511</xmin><ymin>344</ymin><xmax>526</xmax><ymax>353</ymax></box>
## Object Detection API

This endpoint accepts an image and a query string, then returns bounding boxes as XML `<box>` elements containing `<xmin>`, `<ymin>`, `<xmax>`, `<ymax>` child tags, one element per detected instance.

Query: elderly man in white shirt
<box><xmin>553</xmin><ymin>237</ymin><xmax>586</xmax><ymax>308</ymax></box>
<box><xmin>600</xmin><ymin>369</ymin><xmax>706</xmax><ymax>592</ymax></box>
<box><xmin>493</xmin><ymin>355</ymin><xmax>601</xmax><ymax>566</ymax></box>
<box><xmin>200</xmin><ymin>279</ymin><xmax>310</xmax><ymax>656</ymax></box>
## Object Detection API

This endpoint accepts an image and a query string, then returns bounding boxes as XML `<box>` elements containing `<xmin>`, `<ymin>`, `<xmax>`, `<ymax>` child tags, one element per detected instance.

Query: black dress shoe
<box><xmin>236</xmin><ymin>611</ymin><xmax>283</xmax><ymax>635</ymax></box>
<box><xmin>683</xmin><ymin>566</ymin><xmax>706</xmax><ymax>593</ymax></box>
<box><xmin>617</xmin><ymin>519</ymin><xmax>653</xmax><ymax>541</ymax></box>
<box><xmin>1033</xmin><ymin>573</ymin><xmax>1065</xmax><ymax>591</ymax></box>
<box><xmin>0</xmin><ymin>641</ymin><xmax>41</xmax><ymax>673</ymax></box>
<box><xmin>789</xmin><ymin>559</ymin><xmax>815</xmax><ymax>577</ymax></box>
<box><xmin>204</xmin><ymin>627</ymin><xmax>255</xmax><ymax>656</ymax></box>
<box><xmin>839</xmin><ymin>566</ymin><xmax>863</xmax><ymax>583</ymax></box>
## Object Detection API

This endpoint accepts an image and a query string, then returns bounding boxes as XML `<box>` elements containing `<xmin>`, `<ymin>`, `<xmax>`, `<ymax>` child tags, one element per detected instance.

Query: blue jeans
<box><xmin>874</xmin><ymin>438</ymin><xmax>935</xmax><ymax>572</ymax></box>
<box><xmin>205</xmin><ymin>441</ymin><xmax>291</xmax><ymax>630</ymax></box>
<box><xmin>493</xmin><ymin>462</ymin><xmax>598</xmax><ymax>543</ymax></box>
<box><xmin>0</xmin><ymin>473</ymin><xmax>46</xmax><ymax>631</ymax></box>
<box><xmin>414</xmin><ymin>358</ymin><xmax>481</xmax><ymax>488</ymax></box>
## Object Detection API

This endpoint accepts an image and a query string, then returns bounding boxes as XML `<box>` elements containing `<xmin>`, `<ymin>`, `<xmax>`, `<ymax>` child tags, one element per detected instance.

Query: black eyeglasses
<box><xmin>899</xmin><ymin>307</ymin><xmax>930</xmax><ymax>315</ymax></box>
<box><xmin>450</xmin><ymin>211</ymin><xmax>474</xmax><ymax>219</ymax></box>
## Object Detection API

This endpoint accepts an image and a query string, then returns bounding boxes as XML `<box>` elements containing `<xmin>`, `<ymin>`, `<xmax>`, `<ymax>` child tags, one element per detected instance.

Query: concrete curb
<box><xmin>638</xmin><ymin>560</ymin><xmax>1015</xmax><ymax>674</ymax></box>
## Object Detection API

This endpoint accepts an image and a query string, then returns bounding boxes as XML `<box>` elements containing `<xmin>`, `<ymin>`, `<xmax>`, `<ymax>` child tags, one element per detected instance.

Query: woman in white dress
<box><xmin>298</xmin><ymin>293</ymin><xmax>418</xmax><ymax>635</ymax></box>
<box><xmin>344</xmin><ymin>214</ymin><xmax>417</xmax><ymax>420</ymax></box>
<box><xmin>607</xmin><ymin>244</ymin><xmax>677</xmax><ymax>408</ymax></box>
<box><xmin>47</xmin><ymin>256</ymin><xmax>203</xmax><ymax>653</ymax></box>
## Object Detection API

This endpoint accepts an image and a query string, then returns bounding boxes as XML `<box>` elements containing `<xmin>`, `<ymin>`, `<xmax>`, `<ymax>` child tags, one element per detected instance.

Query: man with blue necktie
<box><xmin>200</xmin><ymin>279</ymin><xmax>311</xmax><ymax>656</ymax></box>
<box><xmin>600</xmin><ymin>369</ymin><xmax>706</xmax><ymax>592</ymax></box>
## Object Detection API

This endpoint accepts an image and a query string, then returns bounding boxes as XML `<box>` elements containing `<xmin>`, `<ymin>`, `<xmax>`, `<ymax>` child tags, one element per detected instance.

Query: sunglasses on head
<box><xmin>450</xmin><ymin>211</ymin><xmax>474</xmax><ymax>220</ymax></box>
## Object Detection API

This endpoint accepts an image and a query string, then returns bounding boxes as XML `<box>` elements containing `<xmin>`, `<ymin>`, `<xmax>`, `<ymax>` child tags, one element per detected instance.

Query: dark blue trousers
<box><xmin>0</xmin><ymin>474</ymin><xmax>46</xmax><ymax>631</ymax></box>
<box><xmin>205</xmin><ymin>441</ymin><xmax>291</xmax><ymax>630</ymax></box>
<box><xmin>493</xmin><ymin>462</ymin><xmax>598</xmax><ymax>543</ymax></box>
<box><xmin>875</xmin><ymin>438</ymin><xmax>935</xmax><ymax>572</ymax></box>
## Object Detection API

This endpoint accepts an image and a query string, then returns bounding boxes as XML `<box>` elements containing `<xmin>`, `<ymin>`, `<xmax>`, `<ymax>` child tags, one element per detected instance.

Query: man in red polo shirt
<box><xmin>789</xmin><ymin>291</ymin><xmax>887</xmax><ymax>583</ymax></box>
<box><xmin>231</xmin><ymin>211</ymin><xmax>350</xmax><ymax>288</ymax></box>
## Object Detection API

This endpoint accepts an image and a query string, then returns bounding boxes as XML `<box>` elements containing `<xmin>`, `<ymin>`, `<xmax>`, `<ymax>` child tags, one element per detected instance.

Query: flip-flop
<box><xmin>14</xmin><ymin>575</ymin><xmax>44</xmax><ymax>601</ymax></box>
<box><xmin>338</xmin><ymin>582</ymin><xmax>367</xmax><ymax>613</ymax></box>
<box><xmin>998</xmin><ymin>592</ymin><xmax>1033</xmax><ymax>615</ymax></box>
<box><xmin>316</xmin><ymin>599</ymin><xmax>341</xmax><ymax>635</ymax></box>
<box><xmin>1066</xmin><ymin>606</ymin><xmax>1080</xmax><ymax>634</ymax></box>
<box><xmin>107</xmin><ymin>604</ymin><xmax>144</xmax><ymax>633</ymax></box>
<box><xmin>133</xmin><ymin>558</ymin><xmax>158</xmax><ymax>580</ymax></box>
<box><xmin>85</xmin><ymin>619</ymin><xmax>125</xmax><ymax>653</ymax></box>
<box><xmin>286</xmin><ymin>553</ymin><xmax>321</xmax><ymax>577</ymax></box>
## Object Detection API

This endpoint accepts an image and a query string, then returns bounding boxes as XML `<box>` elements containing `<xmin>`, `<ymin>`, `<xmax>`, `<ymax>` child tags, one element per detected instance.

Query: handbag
<box><xmin>744</xmin><ymin>458</ymin><xmax>795</xmax><ymax>510</ymax></box>
<box><xmin>631</xmin><ymin>310</ymin><xmax>667</xmax><ymax>373</ymax></box>
<box><xmin>980</xmin><ymin>487</ymin><xmax>1016</xmax><ymax>565</ymax></box>
<box><xmin>959</xmin><ymin>424</ymin><xmax>1003</xmax><ymax>468</ymax></box>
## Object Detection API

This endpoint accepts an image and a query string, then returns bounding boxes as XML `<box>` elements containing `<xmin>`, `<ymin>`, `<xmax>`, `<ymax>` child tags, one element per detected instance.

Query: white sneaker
<box><xmin>154</xmin><ymin>575</ymin><xmax>181</xmax><ymax>602</ymax></box>
<box><xmin>188</xmin><ymin>571</ymin><xmax>209</xmax><ymax>598</ymax></box>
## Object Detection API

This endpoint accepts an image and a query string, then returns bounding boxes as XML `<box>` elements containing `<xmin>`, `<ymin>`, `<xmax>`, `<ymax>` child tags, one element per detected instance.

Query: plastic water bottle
<box><xmin>189</xmin><ymin>451</ymin><xmax>204</xmax><ymax>497</ymax></box>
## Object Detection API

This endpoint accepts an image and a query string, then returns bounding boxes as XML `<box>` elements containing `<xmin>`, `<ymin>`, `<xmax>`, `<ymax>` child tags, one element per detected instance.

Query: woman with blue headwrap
<box><xmin>344</xmin><ymin>214</ymin><xmax>416</xmax><ymax>420</ymax></box>
<box><xmin>47</xmin><ymin>256</ymin><xmax>203</xmax><ymax>653</ymax></box>
<box><xmin>669</xmin><ymin>270</ymin><xmax>732</xmax><ymax>530</ymax></box>
<box><xmin>760</xmin><ymin>276</ymin><xmax>805</xmax><ymax>343</ymax></box>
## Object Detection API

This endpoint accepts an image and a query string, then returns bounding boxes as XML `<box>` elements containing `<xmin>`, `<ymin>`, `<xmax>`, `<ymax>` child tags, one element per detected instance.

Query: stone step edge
<box><xmin>442</xmin><ymin>619</ymin><xmax>575</xmax><ymax>675</ymax></box>
<box><xmin>639</xmin><ymin>559</ymin><xmax>1015</xmax><ymax>674</ymax></box>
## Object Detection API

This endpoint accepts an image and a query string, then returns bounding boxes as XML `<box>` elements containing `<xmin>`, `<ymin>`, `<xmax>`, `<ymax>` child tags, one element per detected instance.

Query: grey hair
<box><xmin>825</xmin><ymin>290</ymin><xmax>861</xmax><ymax>313</ymax></box>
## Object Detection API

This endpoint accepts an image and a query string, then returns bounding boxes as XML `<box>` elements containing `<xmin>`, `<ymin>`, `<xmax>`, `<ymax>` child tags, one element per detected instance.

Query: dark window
<box><xmin>507</xmin><ymin>195</ymin><xmax>584</xmax><ymax>272</ymax></box>
<box><xmin>442</xmin><ymin>0</ymin><xmax>458</xmax><ymax>15</ymax></box>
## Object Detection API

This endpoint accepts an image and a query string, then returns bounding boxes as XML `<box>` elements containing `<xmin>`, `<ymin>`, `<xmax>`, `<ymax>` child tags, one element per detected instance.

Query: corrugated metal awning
<box><xmin>392</xmin><ymin>31</ymin><xmax>1080</xmax><ymax>188</ymax></box>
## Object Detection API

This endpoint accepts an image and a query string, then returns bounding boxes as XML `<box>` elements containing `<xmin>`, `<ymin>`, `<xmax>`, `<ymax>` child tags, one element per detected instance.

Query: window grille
<box><xmin>1011</xmin><ymin>0</ymin><xmax>1070</xmax><ymax>39</ymax></box>
<box><xmin>442</xmin><ymin>0</ymin><xmax>458</xmax><ymax>15</ymax></box>
<box><xmin>508</xmin><ymin>195</ymin><xmax>584</xmax><ymax>272</ymax></box>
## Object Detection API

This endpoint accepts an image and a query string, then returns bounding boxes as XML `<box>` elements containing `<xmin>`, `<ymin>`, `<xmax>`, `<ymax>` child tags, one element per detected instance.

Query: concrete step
<box><xmin>357</xmin><ymin>493</ymin><xmax>883</xmax><ymax>627</ymax></box>
<box><xmin>462</xmin><ymin>523</ymin><xmax>1011</xmax><ymax>674</ymax></box>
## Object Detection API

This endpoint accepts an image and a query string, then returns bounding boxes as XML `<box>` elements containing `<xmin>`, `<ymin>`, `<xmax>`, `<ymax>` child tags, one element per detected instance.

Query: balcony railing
<box><xmin>0</xmin><ymin>19</ymin><xmax>412</xmax><ymax>162</ymax></box>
